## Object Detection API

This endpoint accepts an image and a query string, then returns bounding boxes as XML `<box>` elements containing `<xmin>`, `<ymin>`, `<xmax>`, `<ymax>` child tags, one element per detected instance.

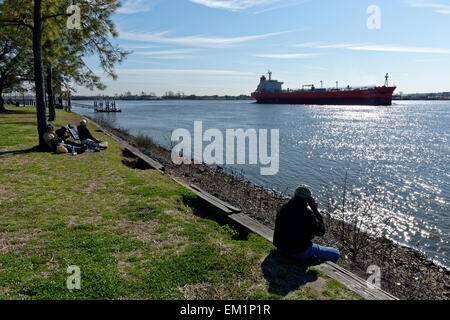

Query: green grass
<box><xmin>296</xmin><ymin>287</ymin><xmax>319</xmax><ymax>300</ymax></box>
<box><xmin>0</xmin><ymin>106</ymin><xmax>359</xmax><ymax>300</ymax></box>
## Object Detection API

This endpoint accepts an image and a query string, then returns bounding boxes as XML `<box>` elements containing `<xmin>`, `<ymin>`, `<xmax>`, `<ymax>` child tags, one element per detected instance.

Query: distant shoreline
<box><xmin>393</xmin><ymin>97</ymin><xmax>450</xmax><ymax>101</ymax></box>
<box><xmin>393</xmin><ymin>92</ymin><xmax>450</xmax><ymax>100</ymax></box>
<box><xmin>71</xmin><ymin>95</ymin><xmax>253</xmax><ymax>101</ymax></box>
<box><xmin>71</xmin><ymin>96</ymin><xmax>450</xmax><ymax>102</ymax></box>
<box><xmin>5</xmin><ymin>95</ymin><xmax>450</xmax><ymax>103</ymax></box>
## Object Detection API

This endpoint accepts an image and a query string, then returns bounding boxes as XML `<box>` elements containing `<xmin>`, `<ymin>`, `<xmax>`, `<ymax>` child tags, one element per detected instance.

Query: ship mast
<box><xmin>267</xmin><ymin>70</ymin><xmax>272</xmax><ymax>81</ymax></box>
<box><xmin>384</xmin><ymin>73</ymin><xmax>389</xmax><ymax>87</ymax></box>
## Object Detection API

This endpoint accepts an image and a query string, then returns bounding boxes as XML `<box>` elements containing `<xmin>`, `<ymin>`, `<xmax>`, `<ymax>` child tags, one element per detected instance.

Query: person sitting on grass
<box><xmin>77</xmin><ymin>119</ymin><xmax>105</xmax><ymax>148</ymax></box>
<box><xmin>43</xmin><ymin>124</ymin><xmax>87</xmax><ymax>154</ymax></box>
<box><xmin>55</xmin><ymin>126</ymin><xmax>84</xmax><ymax>148</ymax></box>
<box><xmin>273</xmin><ymin>184</ymin><xmax>340</xmax><ymax>264</ymax></box>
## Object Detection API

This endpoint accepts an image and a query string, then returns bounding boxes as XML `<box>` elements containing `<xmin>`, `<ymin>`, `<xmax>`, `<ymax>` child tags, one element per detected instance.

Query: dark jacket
<box><xmin>273</xmin><ymin>197</ymin><xmax>326</xmax><ymax>254</ymax></box>
<box><xmin>77</xmin><ymin>125</ymin><xmax>99</xmax><ymax>143</ymax></box>
<box><xmin>55</xmin><ymin>128</ymin><xmax>70</xmax><ymax>142</ymax></box>
<box><xmin>55</xmin><ymin>128</ymin><xmax>82</xmax><ymax>147</ymax></box>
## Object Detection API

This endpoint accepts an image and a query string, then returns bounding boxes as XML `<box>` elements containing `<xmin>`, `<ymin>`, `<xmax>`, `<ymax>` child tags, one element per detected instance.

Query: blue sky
<box><xmin>79</xmin><ymin>0</ymin><xmax>450</xmax><ymax>95</ymax></box>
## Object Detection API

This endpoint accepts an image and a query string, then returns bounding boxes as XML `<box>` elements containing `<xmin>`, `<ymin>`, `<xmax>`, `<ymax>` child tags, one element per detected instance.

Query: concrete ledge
<box><xmin>91</xmin><ymin>118</ymin><xmax>398</xmax><ymax>300</ymax></box>
<box><xmin>123</xmin><ymin>145</ymin><xmax>164</xmax><ymax>172</ymax></box>
<box><xmin>315</xmin><ymin>262</ymin><xmax>399</xmax><ymax>300</ymax></box>
<box><xmin>229</xmin><ymin>212</ymin><xmax>274</xmax><ymax>243</ymax></box>
<box><xmin>190</xmin><ymin>184</ymin><xmax>242</xmax><ymax>213</ymax></box>
<box><xmin>88</xmin><ymin>119</ymin><xmax>164</xmax><ymax>172</ymax></box>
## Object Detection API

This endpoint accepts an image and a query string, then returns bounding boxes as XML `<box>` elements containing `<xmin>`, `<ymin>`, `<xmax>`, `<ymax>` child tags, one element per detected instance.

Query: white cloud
<box><xmin>133</xmin><ymin>49</ymin><xmax>197</xmax><ymax>55</ymax></box>
<box><xmin>292</xmin><ymin>42</ymin><xmax>366</xmax><ymax>49</ymax></box>
<box><xmin>252</xmin><ymin>53</ymin><xmax>317</xmax><ymax>59</ymax></box>
<box><xmin>117</xmin><ymin>0</ymin><xmax>159</xmax><ymax>14</ymax></box>
<box><xmin>123</xmin><ymin>45</ymin><xmax>161</xmax><ymax>50</ymax></box>
<box><xmin>294</xmin><ymin>42</ymin><xmax>450</xmax><ymax>54</ymax></box>
<box><xmin>314</xmin><ymin>43</ymin><xmax>366</xmax><ymax>49</ymax></box>
<box><xmin>131</xmin><ymin>49</ymin><xmax>197</xmax><ymax>59</ymax></box>
<box><xmin>188</xmin><ymin>0</ymin><xmax>279</xmax><ymax>11</ymax></box>
<box><xmin>407</xmin><ymin>1</ymin><xmax>450</xmax><ymax>14</ymax></box>
<box><xmin>348</xmin><ymin>44</ymin><xmax>450</xmax><ymax>54</ymax></box>
<box><xmin>115</xmin><ymin>68</ymin><xmax>255</xmax><ymax>76</ymax></box>
<box><xmin>188</xmin><ymin>0</ymin><xmax>308</xmax><ymax>12</ymax></box>
<box><xmin>118</xmin><ymin>30</ymin><xmax>292</xmax><ymax>47</ymax></box>
<box><xmin>139</xmin><ymin>55</ymin><xmax>197</xmax><ymax>60</ymax></box>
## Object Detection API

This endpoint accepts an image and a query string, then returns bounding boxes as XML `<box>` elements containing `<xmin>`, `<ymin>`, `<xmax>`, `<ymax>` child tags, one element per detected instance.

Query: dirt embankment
<box><xmin>94</xmin><ymin>119</ymin><xmax>449</xmax><ymax>300</ymax></box>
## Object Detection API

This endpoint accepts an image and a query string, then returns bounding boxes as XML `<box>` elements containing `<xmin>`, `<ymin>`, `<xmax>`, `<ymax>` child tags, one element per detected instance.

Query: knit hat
<box><xmin>294</xmin><ymin>184</ymin><xmax>312</xmax><ymax>200</ymax></box>
<box><xmin>47</xmin><ymin>124</ymin><xmax>54</xmax><ymax>130</ymax></box>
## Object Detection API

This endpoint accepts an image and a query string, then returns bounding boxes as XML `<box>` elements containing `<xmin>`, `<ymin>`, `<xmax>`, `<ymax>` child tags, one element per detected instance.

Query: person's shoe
<box><xmin>78</xmin><ymin>145</ymin><xmax>88</xmax><ymax>154</ymax></box>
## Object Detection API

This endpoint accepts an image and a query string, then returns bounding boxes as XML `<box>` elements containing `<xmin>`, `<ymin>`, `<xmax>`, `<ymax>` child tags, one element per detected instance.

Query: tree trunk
<box><xmin>46</xmin><ymin>65</ymin><xmax>55</xmax><ymax>121</ymax></box>
<box><xmin>32</xmin><ymin>0</ymin><xmax>47</xmax><ymax>147</ymax></box>
<box><xmin>67</xmin><ymin>89</ymin><xmax>71</xmax><ymax>108</ymax></box>
<box><xmin>0</xmin><ymin>90</ymin><xmax>5</xmax><ymax>112</ymax></box>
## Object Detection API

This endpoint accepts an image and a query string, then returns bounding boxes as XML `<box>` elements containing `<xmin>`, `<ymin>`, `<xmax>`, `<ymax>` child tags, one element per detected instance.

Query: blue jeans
<box><xmin>285</xmin><ymin>243</ymin><xmax>340</xmax><ymax>264</ymax></box>
<box><xmin>80</xmin><ymin>139</ymin><xmax>99</xmax><ymax>148</ymax></box>
<box><xmin>63</xmin><ymin>144</ymin><xmax>83</xmax><ymax>153</ymax></box>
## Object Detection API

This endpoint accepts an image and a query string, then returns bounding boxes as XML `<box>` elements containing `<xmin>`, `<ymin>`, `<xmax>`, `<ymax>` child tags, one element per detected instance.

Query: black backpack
<box><xmin>50</xmin><ymin>136</ymin><xmax>63</xmax><ymax>149</ymax></box>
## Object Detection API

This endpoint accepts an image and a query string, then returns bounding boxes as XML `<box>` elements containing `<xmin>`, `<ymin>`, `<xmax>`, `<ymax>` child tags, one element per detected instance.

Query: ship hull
<box><xmin>252</xmin><ymin>87</ymin><xmax>396</xmax><ymax>106</ymax></box>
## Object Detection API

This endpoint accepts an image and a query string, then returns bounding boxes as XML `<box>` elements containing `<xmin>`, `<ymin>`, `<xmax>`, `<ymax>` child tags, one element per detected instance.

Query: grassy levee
<box><xmin>0</xmin><ymin>106</ymin><xmax>362</xmax><ymax>300</ymax></box>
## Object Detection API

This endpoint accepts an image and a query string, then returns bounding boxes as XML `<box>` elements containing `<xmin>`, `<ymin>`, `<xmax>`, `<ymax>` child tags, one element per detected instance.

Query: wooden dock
<box><xmin>94</xmin><ymin>99</ymin><xmax>122</xmax><ymax>113</ymax></box>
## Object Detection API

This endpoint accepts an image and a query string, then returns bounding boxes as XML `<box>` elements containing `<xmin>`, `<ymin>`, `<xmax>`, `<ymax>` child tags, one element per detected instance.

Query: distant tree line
<box><xmin>72</xmin><ymin>93</ymin><xmax>253</xmax><ymax>101</ymax></box>
<box><xmin>393</xmin><ymin>92</ymin><xmax>450</xmax><ymax>100</ymax></box>
<box><xmin>161</xmin><ymin>94</ymin><xmax>252</xmax><ymax>100</ymax></box>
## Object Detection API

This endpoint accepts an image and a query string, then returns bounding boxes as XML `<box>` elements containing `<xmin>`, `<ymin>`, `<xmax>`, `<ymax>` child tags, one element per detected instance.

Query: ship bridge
<box><xmin>256</xmin><ymin>71</ymin><xmax>284</xmax><ymax>93</ymax></box>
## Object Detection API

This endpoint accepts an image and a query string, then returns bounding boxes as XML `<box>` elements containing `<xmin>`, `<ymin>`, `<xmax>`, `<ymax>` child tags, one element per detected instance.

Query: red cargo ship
<box><xmin>251</xmin><ymin>71</ymin><xmax>396</xmax><ymax>106</ymax></box>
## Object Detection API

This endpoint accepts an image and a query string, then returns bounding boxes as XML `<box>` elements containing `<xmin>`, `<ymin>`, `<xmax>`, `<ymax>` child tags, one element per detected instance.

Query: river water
<box><xmin>72</xmin><ymin>100</ymin><xmax>449</xmax><ymax>269</ymax></box>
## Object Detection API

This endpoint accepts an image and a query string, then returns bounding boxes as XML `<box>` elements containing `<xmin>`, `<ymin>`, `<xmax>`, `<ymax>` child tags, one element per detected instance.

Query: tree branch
<box><xmin>0</xmin><ymin>18</ymin><xmax>33</xmax><ymax>30</ymax></box>
<box><xmin>42</xmin><ymin>13</ymin><xmax>71</xmax><ymax>21</ymax></box>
